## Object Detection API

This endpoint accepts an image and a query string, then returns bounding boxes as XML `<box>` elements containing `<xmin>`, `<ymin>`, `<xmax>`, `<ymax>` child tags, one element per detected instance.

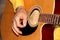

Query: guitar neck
<box><xmin>39</xmin><ymin>13</ymin><xmax>60</xmax><ymax>25</ymax></box>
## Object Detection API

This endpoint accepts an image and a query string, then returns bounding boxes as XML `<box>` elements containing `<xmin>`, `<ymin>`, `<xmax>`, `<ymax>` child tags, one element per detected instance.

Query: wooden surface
<box><xmin>1</xmin><ymin>0</ymin><xmax>55</xmax><ymax>40</ymax></box>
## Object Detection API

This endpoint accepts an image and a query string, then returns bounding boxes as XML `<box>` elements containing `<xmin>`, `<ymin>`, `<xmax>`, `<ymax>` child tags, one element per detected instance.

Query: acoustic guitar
<box><xmin>1</xmin><ymin>0</ymin><xmax>60</xmax><ymax>40</ymax></box>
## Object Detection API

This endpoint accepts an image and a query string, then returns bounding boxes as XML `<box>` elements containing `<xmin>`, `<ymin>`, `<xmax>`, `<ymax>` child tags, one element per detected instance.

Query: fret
<box><xmin>48</xmin><ymin>14</ymin><xmax>59</xmax><ymax>25</ymax></box>
<box><xmin>48</xmin><ymin>14</ymin><xmax>53</xmax><ymax>24</ymax></box>
<box><xmin>58</xmin><ymin>15</ymin><xmax>60</xmax><ymax>25</ymax></box>
<box><xmin>53</xmin><ymin>15</ymin><xmax>60</xmax><ymax>25</ymax></box>
<box><xmin>50</xmin><ymin>14</ymin><xmax>54</xmax><ymax>24</ymax></box>
<box><xmin>55</xmin><ymin>15</ymin><xmax>59</xmax><ymax>25</ymax></box>
<box><xmin>47</xmin><ymin>14</ymin><xmax>52</xmax><ymax>24</ymax></box>
<box><xmin>51</xmin><ymin>14</ymin><xmax>55</xmax><ymax>24</ymax></box>
<box><xmin>53</xmin><ymin>14</ymin><xmax>57</xmax><ymax>24</ymax></box>
<box><xmin>40</xmin><ymin>14</ymin><xmax>48</xmax><ymax>23</ymax></box>
<box><xmin>39</xmin><ymin>14</ymin><xmax>60</xmax><ymax>25</ymax></box>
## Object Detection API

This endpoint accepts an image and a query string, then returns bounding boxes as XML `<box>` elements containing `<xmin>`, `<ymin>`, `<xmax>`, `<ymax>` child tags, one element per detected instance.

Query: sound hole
<box><xmin>20</xmin><ymin>22</ymin><xmax>38</xmax><ymax>36</ymax></box>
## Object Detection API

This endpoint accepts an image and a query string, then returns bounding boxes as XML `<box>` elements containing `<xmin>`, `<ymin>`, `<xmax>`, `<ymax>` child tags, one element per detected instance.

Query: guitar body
<box><xmin>1</xmin><ymin>0</ymin><xmax>55</xmax><ymax>40</ymax></box>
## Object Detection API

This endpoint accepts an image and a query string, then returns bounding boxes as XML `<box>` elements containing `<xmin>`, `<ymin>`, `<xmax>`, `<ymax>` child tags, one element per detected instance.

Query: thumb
<box><xmin>23</xmin><ymin>17</ymin><xmax>27</xmax><ymax>26</ymax></box>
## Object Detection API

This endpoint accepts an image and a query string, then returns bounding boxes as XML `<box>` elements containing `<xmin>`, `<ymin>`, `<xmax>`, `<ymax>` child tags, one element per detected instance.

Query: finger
<box><xmin>12</xmin><ymin>27</ymin><xmax>19</xmax><ymax>35</ymax></box>
<box><xmin>15</xmin><ymin>17</ymin><xmax>24</xmax><ymax>28</ymax></box>
<box><xmin>13</xmin><ymin>20</ymin><xmax>22</xmax><ymax>34</ymax></box>
<box><xmin>23</xmin><ymin>16</ymin><xmax>27</xmax><ymax>26</ymax></box>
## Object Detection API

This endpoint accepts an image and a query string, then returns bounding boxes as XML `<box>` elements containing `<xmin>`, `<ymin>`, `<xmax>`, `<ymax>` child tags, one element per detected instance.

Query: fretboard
<box><xmin>39</xmin><ymin>13</ymin><xmax>60</xmax><ymax>25</ymax></box>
